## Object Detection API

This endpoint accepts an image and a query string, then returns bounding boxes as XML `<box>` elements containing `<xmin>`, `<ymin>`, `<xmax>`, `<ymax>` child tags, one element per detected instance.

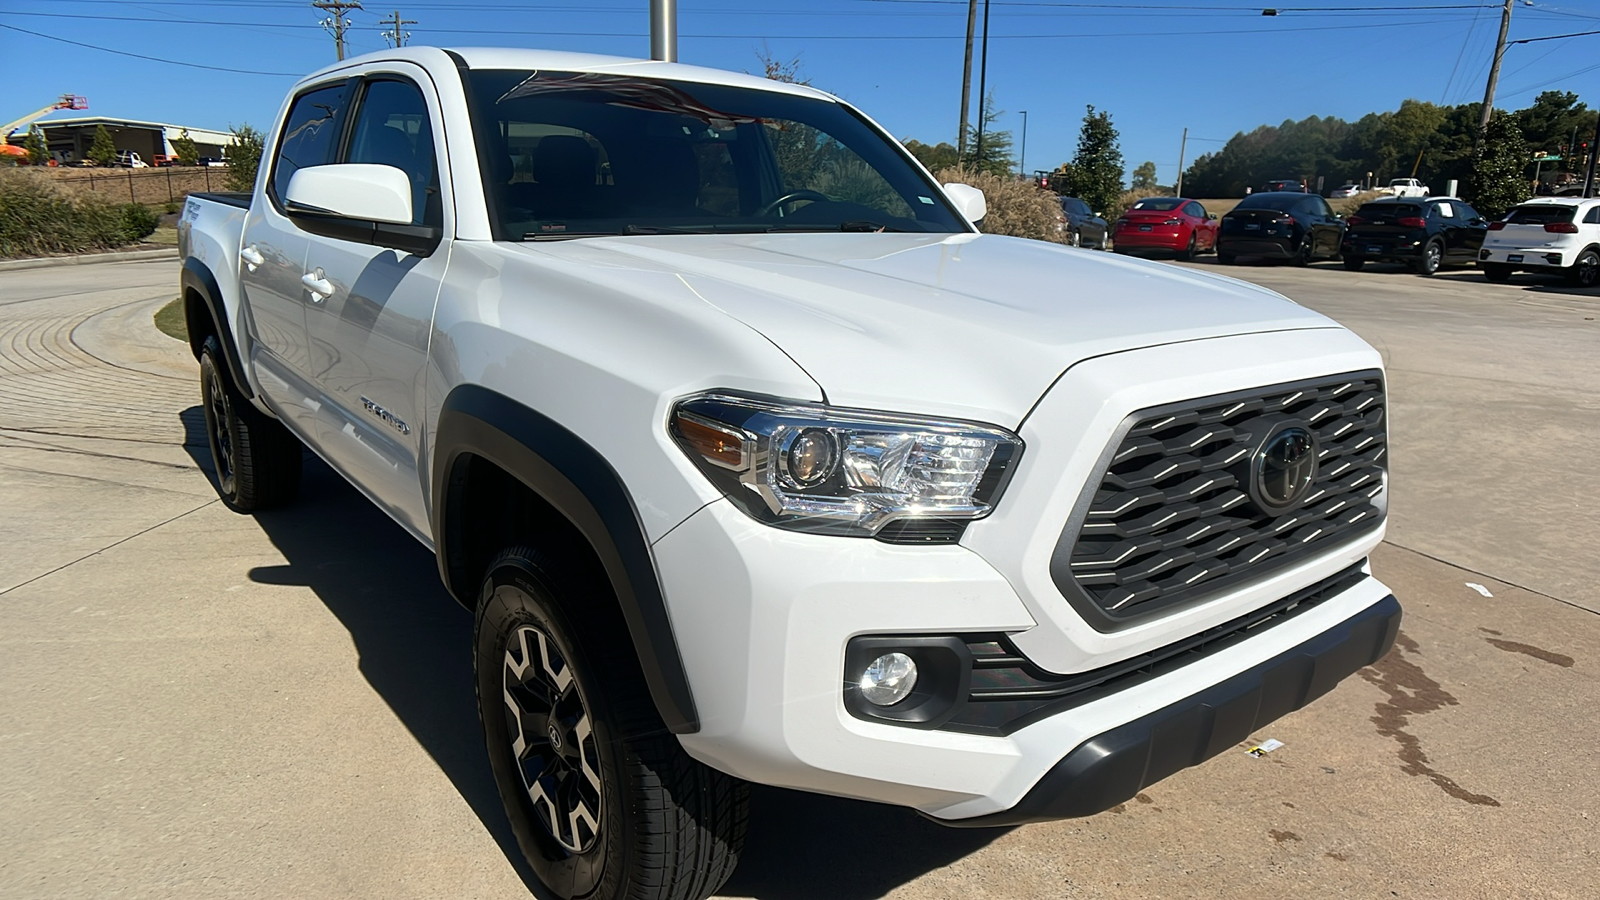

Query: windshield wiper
<box><xmin>520</xmin><ymin>231</ymin><xmax>630</xmax><ymax>241</ymax></box>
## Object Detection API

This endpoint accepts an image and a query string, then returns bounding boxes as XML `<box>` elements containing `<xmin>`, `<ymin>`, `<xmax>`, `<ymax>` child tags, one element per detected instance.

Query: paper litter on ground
<box><xmin>1465</xmin><ymin>582</ymin><xmax>1494</xmax><ymax>597</ymax></box>
<box><xmin>1246</xmin><ymin>738</ymin><xmax>1285</xmax><ymax>757</ymax></box>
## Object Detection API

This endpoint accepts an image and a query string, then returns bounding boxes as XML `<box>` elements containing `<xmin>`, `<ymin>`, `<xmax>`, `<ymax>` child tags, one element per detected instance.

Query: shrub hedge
<box><xmin>0</xmin><ymin>169</ymin><xmax>160</xmax><ymax>259</ymax></box>
<box><xmin>934</xmin><ymin>167</ymin><xmax>1068</xmax><ymax>244</ymax></box>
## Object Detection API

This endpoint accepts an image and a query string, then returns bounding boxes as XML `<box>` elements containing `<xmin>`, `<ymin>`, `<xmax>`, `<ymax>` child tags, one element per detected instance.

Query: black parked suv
<box><xmin>1217</xmin><ymin>192</ymin><xmax>1345</xmax><ymax>265</ymax></box>
<box><xmin>1340</xmin><ymin>197</ymin><xmax>1489</xmax><ymax>276</ymax></box>
<box><xmin>1058</xmin><ymin>195</ymin><xmax>1108</xmax><ymax>249</ymax></box>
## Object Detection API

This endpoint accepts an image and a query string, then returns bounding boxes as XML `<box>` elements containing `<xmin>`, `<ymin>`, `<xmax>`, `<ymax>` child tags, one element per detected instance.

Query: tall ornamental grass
<box><xmin>0</xmin><ymin>169</ymin><xmax>159</xmax><ymax>259</ymax></box>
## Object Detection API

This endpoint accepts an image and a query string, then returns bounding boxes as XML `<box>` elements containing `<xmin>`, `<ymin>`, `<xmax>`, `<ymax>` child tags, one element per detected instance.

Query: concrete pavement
<box><xmin>1</xmin><ymin>256</ymin><xmax>1595</xmax><ymax>899</ymax></box>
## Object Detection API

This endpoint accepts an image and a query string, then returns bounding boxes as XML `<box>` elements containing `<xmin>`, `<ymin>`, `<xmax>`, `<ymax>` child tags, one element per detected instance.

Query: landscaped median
<box><xmin>0</xmin><ymin>168</ymin><xmax>160</xmax><ymax>259</ymax></box>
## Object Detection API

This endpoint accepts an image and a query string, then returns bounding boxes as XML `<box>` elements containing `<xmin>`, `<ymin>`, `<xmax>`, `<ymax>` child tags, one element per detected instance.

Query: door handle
<box><xmin>240</xmin><ymin>244</ymin><xmax>263</xmax><ymax>272</ymax></box>
<box><xmin>301</xmin><ymin>269</ymin><xmax>333</xmax><ymax>302</ymax></box>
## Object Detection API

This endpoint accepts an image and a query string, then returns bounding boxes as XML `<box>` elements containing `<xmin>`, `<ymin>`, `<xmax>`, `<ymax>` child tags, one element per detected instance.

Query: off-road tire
<box><xmin>475</xmin><ymin>546</ymin><xmax>748</xmax><ymax>900</ymax></box>
<box><xmin>1414</xmin><ymin>240</ymin><xmax>1443</xmax><ymax>277</ymax></box>
<box><xmin>198</xmin><ymin>335</ymin><xmax>301</xmax><ymax>511</ymax></box>
<box><xmin>1343</xmin><ymin>257</ymin><xmax>1366</xmax><ymax>272</ymax></box>
<box><xmin>1482</xmin><ymin>263</ymin><xmax>1513</xmax><ymax>283</ymax></box>
<box><xmin>1565</xmin><ymin>248</ymin><xmax>1599</xmax><ymax>288</ymax></box>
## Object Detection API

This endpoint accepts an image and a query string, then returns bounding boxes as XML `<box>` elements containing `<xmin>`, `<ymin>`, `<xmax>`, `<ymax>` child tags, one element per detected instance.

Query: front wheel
<box><xmin>476</xmin><ymin>548</ymin><xmax>747</xmax><ymax>900</ymax></box>
<box><xmin>1414</xmin><ymin>240</ymin><xmax>1443</xmax><ymax>277</ymax></box>
<box><xmin>198</xmin><ymin>335</ymin><xmax>301</xmax><ymax>511</ymax></box>
<box><xmin>1566</xmin><ymin>248</ymin><xmax>1600</xmax><ymax>288</ymax></box>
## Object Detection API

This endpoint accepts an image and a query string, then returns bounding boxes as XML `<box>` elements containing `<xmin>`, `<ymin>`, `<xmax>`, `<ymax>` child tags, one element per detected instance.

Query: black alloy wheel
<box><xmin>1567</xmin><ymin>248</ymin><xmax>1599</xmax><ymax>288</ymax></box>
<box><xmin>1414</xmin><ymin>240</ymin><xmax>1443</xmax><ymax>276</ymax></box>
<box><xmin>1179</xmin><ymin>232</ymin><xmax>1197</xmax><ymax>261</ymax></box>
<box><xmin>1343</xmin><ymin>256</ymin><xmax>1366</xmax><ymax>271</ymax></box>
<box><xmin>476</xmin><ymin>547</ymin><xmax>747</xmax><ymax>900</ymax></box>
<box><xmin>197</xmin><ymin>335</ymin><xmax>301</xmax><ymax>511</ymax></box>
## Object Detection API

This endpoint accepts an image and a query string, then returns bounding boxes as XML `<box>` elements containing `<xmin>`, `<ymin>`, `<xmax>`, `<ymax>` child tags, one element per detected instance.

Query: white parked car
<box><xmin>177</xmin><ymin>47</ymin><xmax>1401</xmax><ymax>900</ymax></box>
<box><xmin>1383</xmin><ymin>178</ymin><xmax>1428</xmax><ymax>198</ymax></box>
<box><xmin>1480</xmin><ymin>197</ymin><xmax>1600</xmax><ymax>287</ymax></box>
<box><xmin>1329</xmin><ymin>183</ymin><xmax>1361</xmax><ymax>199</ymax></box>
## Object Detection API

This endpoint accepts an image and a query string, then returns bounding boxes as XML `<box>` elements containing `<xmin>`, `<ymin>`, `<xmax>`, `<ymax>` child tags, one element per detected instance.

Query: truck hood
<box><xmin>510</xmin><ymin>232</ymin><xmax>1339</xmax><ymax>425</ymax></box>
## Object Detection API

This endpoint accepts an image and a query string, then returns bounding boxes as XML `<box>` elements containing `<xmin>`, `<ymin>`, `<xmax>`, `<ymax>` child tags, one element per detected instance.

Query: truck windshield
<box><xmin>462</xmin><ymin>70</ymin><xmax>967</xmax><ymax>239</ymax></box>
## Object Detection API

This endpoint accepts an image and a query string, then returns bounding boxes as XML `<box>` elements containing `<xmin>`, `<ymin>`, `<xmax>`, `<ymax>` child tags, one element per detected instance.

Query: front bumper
<box><xmin>945</xmin><ymin>592</ymin><xmax>1400</xmax><ymax>825</ymax></box>
<box><xmin>656</xmin><ymin>496</ymin><xmax>1397</xmax><ymax>822</ymax></box>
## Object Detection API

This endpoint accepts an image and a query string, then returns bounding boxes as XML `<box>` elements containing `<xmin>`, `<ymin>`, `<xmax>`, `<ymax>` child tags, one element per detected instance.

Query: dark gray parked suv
<box><xmin>1058</xmin><ymin>196</ymin><xmax>1108</xmax><ymax>249</ymax></box>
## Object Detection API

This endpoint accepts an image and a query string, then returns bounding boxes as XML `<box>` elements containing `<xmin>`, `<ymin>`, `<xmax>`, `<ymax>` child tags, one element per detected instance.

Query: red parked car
<box><xmin>1112</xmin><ymin>197</ymin><xmax>1220</xmax><ymax>259</ymax></box>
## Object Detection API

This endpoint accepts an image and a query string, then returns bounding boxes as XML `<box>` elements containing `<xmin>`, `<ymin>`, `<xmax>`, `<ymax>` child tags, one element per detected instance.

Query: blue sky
<box><xmin>4</xmin><ymin>0</ymin><xmax>1600</xmax><ymax>184</ymax></box>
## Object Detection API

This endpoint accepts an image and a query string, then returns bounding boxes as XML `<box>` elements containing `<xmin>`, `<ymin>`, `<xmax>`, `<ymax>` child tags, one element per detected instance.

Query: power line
<box><xmin>0</xmin><ymin>21</ymin><xmax>300</xmax><ymax>75</ymax></box>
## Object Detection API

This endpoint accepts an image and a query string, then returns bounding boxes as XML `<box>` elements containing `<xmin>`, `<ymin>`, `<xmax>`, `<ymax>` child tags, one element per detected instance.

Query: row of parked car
<box><xmin>1056</xmin><ymin>191</ymin><xmax>1600</xmax><ymax>289</ymax></box>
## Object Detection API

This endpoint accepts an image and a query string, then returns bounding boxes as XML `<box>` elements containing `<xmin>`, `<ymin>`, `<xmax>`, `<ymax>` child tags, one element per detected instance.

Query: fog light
<box><xmin>859</xmin><ymin>652</ymin><xmax>918</xmax><ymax>706</ymax></box>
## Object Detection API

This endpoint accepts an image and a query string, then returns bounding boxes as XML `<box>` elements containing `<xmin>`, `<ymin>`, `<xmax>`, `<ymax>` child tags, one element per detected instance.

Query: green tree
<box><xmin>1130</xmin><ymin>160</ymin><xmax>1158</xmax><ymax>191</ymax></box>
<box><xmin>171</xmin><ymin>128</ymin><xmax>199</xmax><ymax>166</ymax></box>
<box><xmin>23</xmin><ymin>127</ymin><xmax>50</xmax><ymax>165</ymax></box>
<box><xmin>87</xmin><ymin>125</ymin><xmax>117</xmax><ymax>167</ymax></box>
<box><xmin>1466</xmin><ymin>115</ymin><xmax>1531</xmax><ymax>218</ymax></box>
<box><xmin>1053</xmin><ymin>105</ymin><xmax>1124</xmax><ymax>215</ymax></box>
<box><xmin>904</xmin><ymin>139</ymin><xmax>960</xmax><ymax>172</ymax></box>
<box><xmin>960</xmin><ymin>94</ymin><xmax>1015</xmax><ymax>177</ymax></box>
<box><xmin>223</xmin><ymin>124</ymin><xmax>265</xmax><ymax>193</ymax></box>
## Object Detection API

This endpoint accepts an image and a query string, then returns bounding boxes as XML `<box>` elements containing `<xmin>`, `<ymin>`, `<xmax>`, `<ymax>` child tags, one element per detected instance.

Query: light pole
<box><xmin>1018</xmin><ymin>110</ymin><xmax>1028</xmax><ymax>177</ymax></box>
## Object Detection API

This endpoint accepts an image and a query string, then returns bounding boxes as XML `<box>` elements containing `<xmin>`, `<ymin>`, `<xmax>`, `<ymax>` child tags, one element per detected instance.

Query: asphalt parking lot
<box><xmin>1</xmin><ymin>252</ymin><xmax>1595</xmax><ymax>899</ymax></box>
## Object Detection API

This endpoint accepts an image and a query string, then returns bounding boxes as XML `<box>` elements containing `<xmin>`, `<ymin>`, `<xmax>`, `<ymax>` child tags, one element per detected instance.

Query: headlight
<box><xmin>670</xmin><ymin>393</ymin><xmax>1022</xmax><ymax>538</ymax></box>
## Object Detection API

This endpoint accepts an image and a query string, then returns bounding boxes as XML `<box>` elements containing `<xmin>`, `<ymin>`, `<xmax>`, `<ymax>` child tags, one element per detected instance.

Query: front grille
<box><xmin>1052</xmin><ymin>371</ymin><xmax>1386</xmax><ymax>628</ymax></box>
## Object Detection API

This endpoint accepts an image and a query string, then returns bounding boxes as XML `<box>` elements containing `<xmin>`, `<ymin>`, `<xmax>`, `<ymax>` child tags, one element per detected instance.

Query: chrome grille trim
<box><xmin>1050</xmin><ymin>371</ymin><xmax>1387</xmax><ymax>630</ymax></box>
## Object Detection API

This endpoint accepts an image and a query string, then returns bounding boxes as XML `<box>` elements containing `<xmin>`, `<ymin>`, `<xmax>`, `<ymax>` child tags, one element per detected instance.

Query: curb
<box><xmin>0</xmin><ymin>245</ymin><xmax>177</xmax><ymax>273</ymax></box>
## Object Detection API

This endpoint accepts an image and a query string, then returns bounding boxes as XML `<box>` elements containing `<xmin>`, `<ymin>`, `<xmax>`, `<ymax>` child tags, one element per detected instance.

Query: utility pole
<box><xmin>975</xmin><ymin>0</ymin><xmax>991</xmax><ymax>164</ymax></box>
<box><xmin>1584</xmin><ymin>109</ymin><xmax>1599</xmax><ymax>198</ymax></box>
<box><xmin>958</xmin><ymin>0</ymin><xmax>977</xmax><ymax>154</ymax></box>
<box><xmin>1018</xmin><ymin>110</ymin><xmax>1028</xmax><ymax>176</ymax></box>
<box><xmin>1175</xmin><ymin>126</ymin><xmax>1188</xmax><ymax>197</ymax></box>
<box><xmin>381</xmin><ymin>9</ymin><xmax>415</xmax><ymax>48</ymax></box>
<box><xmin>313</xmin><ymin>0</ymin><xmax>363</xmax><ymax>61</ymax></box>
<box><xmin>1478</xmin><ymin>0</ymin><xmax>1514</xmax><ymax>134</ymax></box>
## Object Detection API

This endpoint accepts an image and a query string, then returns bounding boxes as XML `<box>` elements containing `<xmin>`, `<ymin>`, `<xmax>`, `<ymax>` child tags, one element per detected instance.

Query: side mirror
<box><xmin>285</xmin><ymin>163</ymin><xmax>439</xmax><ymax>256</ymax></box>
<box><xmin>942</xmin><ymin>182</ymin><xmax>987</xmax><ymax>224</ymax></box>
<box><xmin>1208</xmin><ymin>213</ymin><xmax>1218</xmax><ymax>220</ymax></box>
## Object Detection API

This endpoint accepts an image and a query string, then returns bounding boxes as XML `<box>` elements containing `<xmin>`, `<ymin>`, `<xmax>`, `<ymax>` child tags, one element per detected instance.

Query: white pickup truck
<box><xmin>1384</xmin><ymin>177</ymin><xmax>1430</xmax><ymax>198</ymax></box>
<box><xmin>178</xmin><ymin>47</ymin><xmax>1400</xmax><ymax>900</ymax></box>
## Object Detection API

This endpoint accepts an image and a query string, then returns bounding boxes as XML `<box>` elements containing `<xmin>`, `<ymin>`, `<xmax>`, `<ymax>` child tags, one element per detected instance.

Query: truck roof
<box><xmin>301</xmin><ymin>46</ymin><xmax>837</xmax><ymax>103</ymax></box>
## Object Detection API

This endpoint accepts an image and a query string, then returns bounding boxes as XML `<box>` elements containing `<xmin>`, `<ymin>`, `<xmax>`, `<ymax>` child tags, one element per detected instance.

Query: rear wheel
<box><xmin>476</xmin><ymin>547</ymin><xmax>748</xmax><ymax>900</ymax></box>
<box><xmin>1292</xmin><ymin>234</ymin><xmax>1314</xmax><ymax>267</ymax></box>
<box><xmin>1482</xmin><ymin>263</ymin><xmax>1514</xmax><ymax>283</ymax></box>
<box><xmin>198</xmin><ymin>335</ymin><xmax>301</xmax><ymax>511</ymax></box>
<box><xmin>1565</xmin><ymin>248</ymin><xmax>1600</xmax><ymax>288</ymax></box>
<box><xmin>1178</xmin><ymin>232</ymin><xmax>1197</xmax><ymax>261</ymax></box>
<box><xmin>1343</xmin><ymin>256</ymin><xmax>1366</xmax><ymax>271</ymax></box>
<box><xmin>1413</xmin><ymin>240</ymin><xmax>1443</xmax><ymax>276</ymax></box>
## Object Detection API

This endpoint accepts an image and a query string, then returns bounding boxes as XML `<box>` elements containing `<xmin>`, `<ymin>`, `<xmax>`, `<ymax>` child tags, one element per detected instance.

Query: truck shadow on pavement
<box><xmin>181</xmin><ymin>409</ymin><xmax>1007</xmax><ymax>899</ymax></box>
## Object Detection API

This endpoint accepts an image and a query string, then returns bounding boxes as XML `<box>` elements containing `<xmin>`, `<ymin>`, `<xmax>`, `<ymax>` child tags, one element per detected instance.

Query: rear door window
<box><xmin>1505</xmin><ymin>205</ymin><xmax>1575</xmax><ymax>225</ymax></box>
<box><xmin>270</xmin><ymin>82</ymin><xmax>352</xmax><ymax>210</ymax></box>
<box><xmin>1434</xmin><ymin>201</ymin><xmax>1455</xmax><ymax>219</ymax></box>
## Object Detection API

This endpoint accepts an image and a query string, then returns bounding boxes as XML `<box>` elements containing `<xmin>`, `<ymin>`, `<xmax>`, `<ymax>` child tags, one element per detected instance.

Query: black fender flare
<box><xmin>432</xmin><ymin>384</ymin><xmax>699</xmax><ymax>734</ymax></box>
<box><xmin>180</xmin><ymin>257</ymin><xmax>254</xmax><ymax>399</ymax></box>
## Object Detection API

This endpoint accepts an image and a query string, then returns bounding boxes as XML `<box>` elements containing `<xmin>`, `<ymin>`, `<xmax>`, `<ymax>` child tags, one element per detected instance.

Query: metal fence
<box><xmin>46</xmin><ymin>166</ymin><xmax>232</xmax><ymax>207</ymax></box>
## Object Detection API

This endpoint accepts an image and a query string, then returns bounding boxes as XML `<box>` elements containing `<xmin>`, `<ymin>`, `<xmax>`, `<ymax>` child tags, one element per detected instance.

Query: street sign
<box><xmin>1533</xmin><ymin>154</ymin><xmax>1561</xmax><ymax>162</ymax></box>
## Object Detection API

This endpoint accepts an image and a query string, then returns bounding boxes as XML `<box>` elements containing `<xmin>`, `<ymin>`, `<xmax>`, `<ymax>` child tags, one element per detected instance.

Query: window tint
<box><xmin>1184</xmin><ymin>202</ymin><xmax>1205</xmax><ymax>218</ymax></box>
<box><xmin>1458</xmin><ymin>203</ymin><xmax>1483</xmax><ymax>221</ymax></box>
<box><xmin>1434</xmin><ymin>201</ymin><xmax>1455</xmax><ymax>218</ymax></box>
<box><xmin>1061</xmin><ymin>197</ymin><xmax>1088</xmax><ymax>216</ymax></box>
<box><xmin>1236</xmin><ymin>194</ymin><xmax>1303</xmax><ymax>212</ymax></box>
<box><xmin>271</xmin><ymin>82</ymin><xmax>351</xmax><ymax>210</ymax></box>
<box><xmin>1585</xmin><ymin>206</ymin><xmax>1600</xmax><ymax>224</ymax></box>
<box><xmin>346</xmin><ymin>78</ymin><xmax>438</xmax><ymax>226</ymax></box>
<box><xmin>1505</xmin><ymin>205</ymin><xmax>1575</xmax><ymax>225</ymax></box>
<box><xmin>1131</xmin><ymin>198</ymin><xmax>1183</xmax><ymax>212</ymax></box>
<box><xmin>1354</xmin><ymin>203</ymin><xmax>1420</xmax><ymax>220</ymax></box>
<box><xmin>1316</xmin><ymin>198</ymin><xmax>1334</xmax><ymax>217</ymax></box>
